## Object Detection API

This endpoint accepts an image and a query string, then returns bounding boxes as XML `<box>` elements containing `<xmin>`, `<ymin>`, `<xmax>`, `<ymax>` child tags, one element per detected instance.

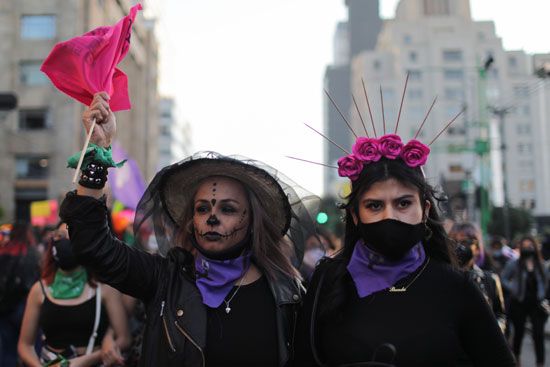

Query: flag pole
<box><xmin>72</xmin><ymin>118</ymin><xmax>96</xmax><ymax>183</ymax></box>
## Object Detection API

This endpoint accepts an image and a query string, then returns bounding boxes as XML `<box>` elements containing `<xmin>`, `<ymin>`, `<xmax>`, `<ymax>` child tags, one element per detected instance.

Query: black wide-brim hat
<box><xmin>133</xmin><ymin>152</ymin><xmax>319</xmax><ymax>262</ymax></box>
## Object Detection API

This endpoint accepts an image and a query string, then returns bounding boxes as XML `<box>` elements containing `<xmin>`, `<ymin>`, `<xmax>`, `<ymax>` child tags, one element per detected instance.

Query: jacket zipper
<box><xmin>160</xmin><ymin>301</ymin><xmax>176</xmax><ymax>353</ymax></box>
<box><xmin>174</xmin><ymin>320</ymin><xmax>205</xmax><ymax>367</ymax></box>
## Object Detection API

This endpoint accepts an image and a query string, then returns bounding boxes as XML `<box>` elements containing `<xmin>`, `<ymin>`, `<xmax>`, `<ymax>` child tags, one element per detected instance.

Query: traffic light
<box><xmin>0</xmin><ymin>93</ymin><xmax>17</xmax><ymax>111</ymax></box>
<box><xmin>316</xmin><ymin>212</ymin><xmax>329</xmax><ymax>224</ymax></box>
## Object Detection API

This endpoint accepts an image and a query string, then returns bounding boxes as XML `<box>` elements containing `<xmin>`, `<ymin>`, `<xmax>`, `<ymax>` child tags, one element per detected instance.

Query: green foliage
<box><xmin>487</xmin><ymin>206</ymin><xmax>533</xmax><ymax>240</ymax></box>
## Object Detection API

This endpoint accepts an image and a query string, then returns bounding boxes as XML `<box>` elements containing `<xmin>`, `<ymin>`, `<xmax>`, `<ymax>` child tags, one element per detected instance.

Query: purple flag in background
<box><xmin>109</xmin><ymin>141</ymin><xmax>146</xmax><ymax>210</ymax></box>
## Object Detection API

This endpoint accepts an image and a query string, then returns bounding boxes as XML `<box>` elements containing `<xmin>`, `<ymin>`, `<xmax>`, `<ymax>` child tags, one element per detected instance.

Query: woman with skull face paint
<box><xmin>58</xmin><ymin>93</ymin><xmax>318</xmax><ymax>366</ymax></box>
<box><xmin>295</xmin><ymin>134</ymin><xmax>515</xmax><ymax>365</ymax></box>
<box><xmin>501</xmin><ymin>236</ymin><xmax>549</xmax><ymax>366</ymax></box>
<box><xmin>18</xmin><ymin>222</ymin><xmax>130</xmax><ymax>367</ymax></box>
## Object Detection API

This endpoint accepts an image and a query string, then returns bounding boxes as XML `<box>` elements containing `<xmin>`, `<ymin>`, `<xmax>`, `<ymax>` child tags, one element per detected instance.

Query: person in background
<box><xmin>449</xmin><ymin>222</ymin><xmax>507</xmax><ymax>333</ymax></box>
<box><xmin>0</xmin><ymin>222</ymin><xmax>40</xmax><ymax>367</ymax></box>
<box><xmin>18</xmin><ymin>222</ymin><xmax>130</xmax><ymax>367</ymax></box>
<box><xmin>448</xmin><ymin>222</ymin><xmax>495</xmax><ymax>272</ymax></box>
<box><xmin>501</xmin><ymin>236</ymin><xmax>549</xmax><ymax>367</ymax></box>
<box><xmin>301</xmin><ymin>227</ymin><xmax>343</xmax><ymax>280</ymax></box>
<box><xmin>489</xmin><ymin>235</ymin><xmax>518</xmax><ymax>275</ymax></box>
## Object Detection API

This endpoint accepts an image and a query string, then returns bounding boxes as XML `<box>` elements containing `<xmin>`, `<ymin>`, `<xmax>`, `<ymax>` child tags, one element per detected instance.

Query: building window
<box><xmin>407</xmin><ymin>70</ymin><xmax>422</xmax><ymax>81</ymax></box>
<box><xmin>160</xmin><ymin>125</ymin><xmax>171</xmax><ymax>136</ymax></box>
<box><xmin>519</xmin><ymin>179</ymin><xmax>535</xmax><ymax>193</ymax></box>
<box><xmin>20</xmin><ymin>61</ymin><xmax>48</xmax><ymax>86</ymax></box>
<box><xmin>409</xmin><ymin>51</ymin><xmax>417</xmax><ymax>63</ymax></box>
<box><xmin>20</xmin><ymin>15</ymin><xmax>56</xmax><ymax>39</ymax></box>
<box><xmin>517</xmin><ymin>143</ymin><xmax>533</xmax><ymax>154</ymax></box>
<box><xmin>444</xmin><ymin>88</ymin><xmax>464</xmax><ymax>101</ymax></box>
<box><xmin>19</xmin><ymin>109</ymin><xmax>49</xmax><ymax>130</ymax></box>
<box><xmin>444</xmin><ymin>69</ymin><xmax>464</xmax><ymax>80</ymax></box>
<box><xmin>15</xmin><ymin>156</ymin><xmax>49</xmax><ymax>179</ymax></box>
<box><xmin>516</xmin><ymin>124</ymin><xmax>531</xmax><ymax>135</ymax></box>
<box><xmin>423</xmin><ymin>0</ymin><xmax>451</xmax><ymax>16</ymax></box>
<box><xmin>403</xmin><ymin>34</ymin><xmax>412</xmax><ymax>45</ymax></box>
<box><xmin>443</xmin><ymin>50</ymin><xmax>463</xmax><ymax>62</ymax></box>
<box><xmin>408</xmin><ymin>89</ymin><xmax>423</xmax><ymax>99</ymax></box>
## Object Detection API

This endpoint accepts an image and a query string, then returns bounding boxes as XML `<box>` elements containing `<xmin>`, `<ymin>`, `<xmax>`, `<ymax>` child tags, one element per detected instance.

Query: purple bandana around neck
<box><xmin>347</xmin><ymin>240</ymin><xmax>426</xmax><ymax>298</ymax></box>
<box><xmin>194</xmin><ymin>252</ymin><xmax>251</xmax><ymax>308</ymax></box>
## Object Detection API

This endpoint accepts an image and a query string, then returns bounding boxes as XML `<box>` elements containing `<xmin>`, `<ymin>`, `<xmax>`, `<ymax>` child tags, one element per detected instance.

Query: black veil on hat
<box><xmin>133</xmin><ymin>151</ymin><xmax>320</xmax><ymax>264</ymax></box>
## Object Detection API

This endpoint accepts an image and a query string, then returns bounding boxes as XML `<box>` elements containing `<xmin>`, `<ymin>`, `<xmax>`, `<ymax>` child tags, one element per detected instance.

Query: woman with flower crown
<box><xmin>295</xmin><ymin>84</ymin><xmax>516</xmax><ymax>366</ymax></box>
<box><xmin>58</xmin><ymin>93</ymin><xmax>319</xmax><ymax>367</ymax></box>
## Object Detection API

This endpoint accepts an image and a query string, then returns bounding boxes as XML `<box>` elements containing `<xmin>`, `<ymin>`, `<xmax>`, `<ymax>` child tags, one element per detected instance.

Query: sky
<box><xmin>148</xmin><ymin>0</ymin><xmax>550</xmax><ymax>197</ymax></box>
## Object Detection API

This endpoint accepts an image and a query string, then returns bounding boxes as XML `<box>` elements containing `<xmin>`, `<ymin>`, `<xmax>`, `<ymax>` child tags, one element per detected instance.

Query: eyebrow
<box><xmin>194</xmin><ymin>199</ymin><xmax>241</xmax><ymax>205</ymax></box>
<box><xmin>361</xmin><ymin>194</ymin><xmax>416</xmax><ymax>203</ymax></box>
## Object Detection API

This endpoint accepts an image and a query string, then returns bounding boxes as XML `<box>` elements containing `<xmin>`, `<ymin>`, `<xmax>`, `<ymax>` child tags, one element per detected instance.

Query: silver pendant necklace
<box><xmin>223</xmin><ymin>271</ymin><xmax>247</xmax><ymax>314</ymax></box>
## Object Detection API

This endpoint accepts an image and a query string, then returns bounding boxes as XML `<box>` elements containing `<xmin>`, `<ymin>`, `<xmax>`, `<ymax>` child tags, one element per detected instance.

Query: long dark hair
<box><xmin>517</xmin><ymin>235</ymin><xmax>546</xmax><ymax>284</ymax></box>
<box><xmin>317</xmin><ymin>158</ymin><xmax>457</xmax><ymax>319</ymax></box>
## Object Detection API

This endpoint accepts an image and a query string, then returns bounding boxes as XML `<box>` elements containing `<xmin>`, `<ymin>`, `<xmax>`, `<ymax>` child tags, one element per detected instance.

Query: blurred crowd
<box><xmin>0</xmin><ymin>215</ymin><xmax>147</xmax><ymax>367</ymax></box>
<box><xmin>1</xmin><ymin>214</ymin><xmax>549</xmax><ymax>366</ymax></box>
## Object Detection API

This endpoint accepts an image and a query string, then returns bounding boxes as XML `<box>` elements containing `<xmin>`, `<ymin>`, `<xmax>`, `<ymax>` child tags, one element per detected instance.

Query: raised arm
<box><xmin>60</xmin><ymin>92</ymin><xmax>162</xmax><ymax>300</ymax></box>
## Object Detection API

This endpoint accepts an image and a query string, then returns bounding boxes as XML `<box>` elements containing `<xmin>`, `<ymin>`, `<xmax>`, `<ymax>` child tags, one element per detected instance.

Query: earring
<box><xmin>424</xmin><ymin>222</ymin><xmax>433</xmax><ymax>241</ymax></box>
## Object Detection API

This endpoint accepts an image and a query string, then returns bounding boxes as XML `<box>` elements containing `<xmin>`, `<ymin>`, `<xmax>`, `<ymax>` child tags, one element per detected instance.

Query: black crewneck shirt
<box><xmin>205</xmin><ymin>275</ymin><xmax>278</xmax><ymax>367</ymax></box>
<box><xmin>297</xmin><ymin>259</ymin><xmax>515</xmax><ymax>367</ymax></box>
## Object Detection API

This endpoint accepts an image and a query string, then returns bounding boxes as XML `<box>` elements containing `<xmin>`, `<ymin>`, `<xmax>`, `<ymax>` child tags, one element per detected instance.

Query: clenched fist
<box><xmin>82</xmin><ymin>92</ymin><xmax>117</xmax><ymax>148</ymax></box>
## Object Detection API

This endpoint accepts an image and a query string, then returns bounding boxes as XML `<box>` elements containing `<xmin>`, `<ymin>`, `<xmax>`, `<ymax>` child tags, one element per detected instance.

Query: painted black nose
<box><xmin>207</xmin><ymin>215</ymin><xmax>220</xmax><ymax>226</ymax></box>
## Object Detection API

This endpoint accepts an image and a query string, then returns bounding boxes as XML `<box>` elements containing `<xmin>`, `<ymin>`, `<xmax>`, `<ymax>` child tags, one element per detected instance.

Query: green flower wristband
<box><xmin>67</xmin><ymin>143</ymin><xmax>126</xmax><ymax>170</ymax></box>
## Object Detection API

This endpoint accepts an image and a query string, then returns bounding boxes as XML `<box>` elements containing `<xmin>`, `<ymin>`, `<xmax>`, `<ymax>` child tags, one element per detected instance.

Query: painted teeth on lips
<box><xmin>204</xmin><ymin>232</ymin><xmax>222</xmax><ymax>241</ymax></box>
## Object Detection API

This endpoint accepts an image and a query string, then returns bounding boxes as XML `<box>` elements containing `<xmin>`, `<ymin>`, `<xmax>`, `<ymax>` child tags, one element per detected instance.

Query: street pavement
<box><xmin>518</xmin><ymin>321</ymin><xmax>550</xmax><ymax>366</ymax></box>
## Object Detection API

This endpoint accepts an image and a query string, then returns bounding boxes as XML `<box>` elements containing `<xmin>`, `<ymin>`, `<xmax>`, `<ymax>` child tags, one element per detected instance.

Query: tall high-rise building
<box><xmin>323</xmin><ymin>0</ymin><xmax>382</xmax><ymax>195</ymax></box>
<box><xmin>0</xmin><ymin>0</ymin><xmax>160</xmax><ymax>222</ymax></box>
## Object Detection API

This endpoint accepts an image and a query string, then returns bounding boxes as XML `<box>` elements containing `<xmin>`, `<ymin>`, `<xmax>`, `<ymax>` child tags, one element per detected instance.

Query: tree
<box><xmin>487</xmin><ymin>206</ymin><xmax>533</xmax><ymax>240</ymax></box>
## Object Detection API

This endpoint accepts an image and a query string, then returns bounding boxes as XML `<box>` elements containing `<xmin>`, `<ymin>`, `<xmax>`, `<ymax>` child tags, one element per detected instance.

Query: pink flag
<box><xmin>41</xmin><ymin>4</ymin><xmax>142</xmax><ymax>111</ymax></box>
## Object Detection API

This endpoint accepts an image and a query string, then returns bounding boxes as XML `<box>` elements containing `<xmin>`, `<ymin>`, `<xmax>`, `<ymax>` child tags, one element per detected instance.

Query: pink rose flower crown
<box><xmin>289</xmin><ymin>74</ymin><xmax>465</xmax><ymax>182</ymax></box>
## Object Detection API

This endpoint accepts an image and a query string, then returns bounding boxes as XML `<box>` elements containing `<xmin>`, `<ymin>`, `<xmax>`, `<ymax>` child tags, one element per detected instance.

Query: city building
<box><xmin>324</xmin><ymin>0</ymin><xmax>550</xmax><ymax>228</ymax></box>
<box><xmin>157</xmin><ymin>97</ymin><xmax>192</xmax><ymax>169</ymax></box>
<box><xmin>0</xmin><ymin>0</ymin><xmax>160</xmax><ymax>222</ymax></box>
<box><xmin>323</xmin><ymin>0</ymin><xmax>382</xmax><ymax>196</ymax></box>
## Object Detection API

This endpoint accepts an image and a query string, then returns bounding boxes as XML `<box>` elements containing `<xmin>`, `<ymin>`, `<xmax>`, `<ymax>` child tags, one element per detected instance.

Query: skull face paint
<box><xmin>193</xmin><ymin>176</ymin><xmax>251</xmax><ymax>253</ymax></box>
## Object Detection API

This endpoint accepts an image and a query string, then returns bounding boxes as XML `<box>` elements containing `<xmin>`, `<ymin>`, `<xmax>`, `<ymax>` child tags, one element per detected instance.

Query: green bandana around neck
<box><xmin>49</xmin><ymin>268</ymin><xmax>88</xmax><ymax>299</ymax></box>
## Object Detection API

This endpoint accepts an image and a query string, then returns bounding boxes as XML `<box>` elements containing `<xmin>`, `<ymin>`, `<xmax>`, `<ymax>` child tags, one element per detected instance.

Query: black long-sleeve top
<box><xmin>296</xmin><ymin>258</ymin><xmax>516</xmax><ymax>367</ymax></box>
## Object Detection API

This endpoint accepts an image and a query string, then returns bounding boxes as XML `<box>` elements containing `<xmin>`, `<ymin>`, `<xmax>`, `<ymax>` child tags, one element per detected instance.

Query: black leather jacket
<box><xmin>60</xmin><ymin>191</ymin><xmax>302</xmax><ymax>367</ymax></box>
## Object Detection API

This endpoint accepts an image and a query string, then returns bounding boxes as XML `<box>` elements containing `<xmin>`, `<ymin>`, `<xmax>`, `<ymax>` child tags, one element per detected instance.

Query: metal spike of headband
<box><xmin>289</xmin><ymin>73</ymin><xmax>465</xmax><ymax>181</ymax></box>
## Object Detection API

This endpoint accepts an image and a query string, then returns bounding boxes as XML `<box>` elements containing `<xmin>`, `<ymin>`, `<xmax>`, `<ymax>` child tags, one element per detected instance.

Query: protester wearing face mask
<box><xmin>501</xmin><ymin>236</ymin><xmax>549</xmax><ymax>367</ymax></box>
<box><xmin>18</xmin><ymin>223</ymin><xmax>130</xmax><ymax>367</ymax></box>
<box><xmin>296</xmin><ymin>130</ymin><xmax>515</xmax><ymax>365</ymax></box>
<box><xmin>449</xmin><ymin>222</ymin><xmax>507</xmax><ymax>334</ymax></box>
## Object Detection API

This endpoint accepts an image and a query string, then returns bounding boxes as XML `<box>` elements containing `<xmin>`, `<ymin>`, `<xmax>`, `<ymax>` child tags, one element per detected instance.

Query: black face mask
<box><xmin>357</xmin><ymin>219</ymin><xmax>425</xmax><ymax>261</ymax></box>
<box><xmin>455</xmin><ymin>243</ymin><xmax>474</xmax><ymax>267</ymax></box>
<box><xmin>52</xmin><ymin>238</ymin><xmax>79</xmax><ymax>271</ymax></box>
<box><xmin>521</xmin><ymin>248</ymin><xmax>536</xmax><ymax>259</ymax></box>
